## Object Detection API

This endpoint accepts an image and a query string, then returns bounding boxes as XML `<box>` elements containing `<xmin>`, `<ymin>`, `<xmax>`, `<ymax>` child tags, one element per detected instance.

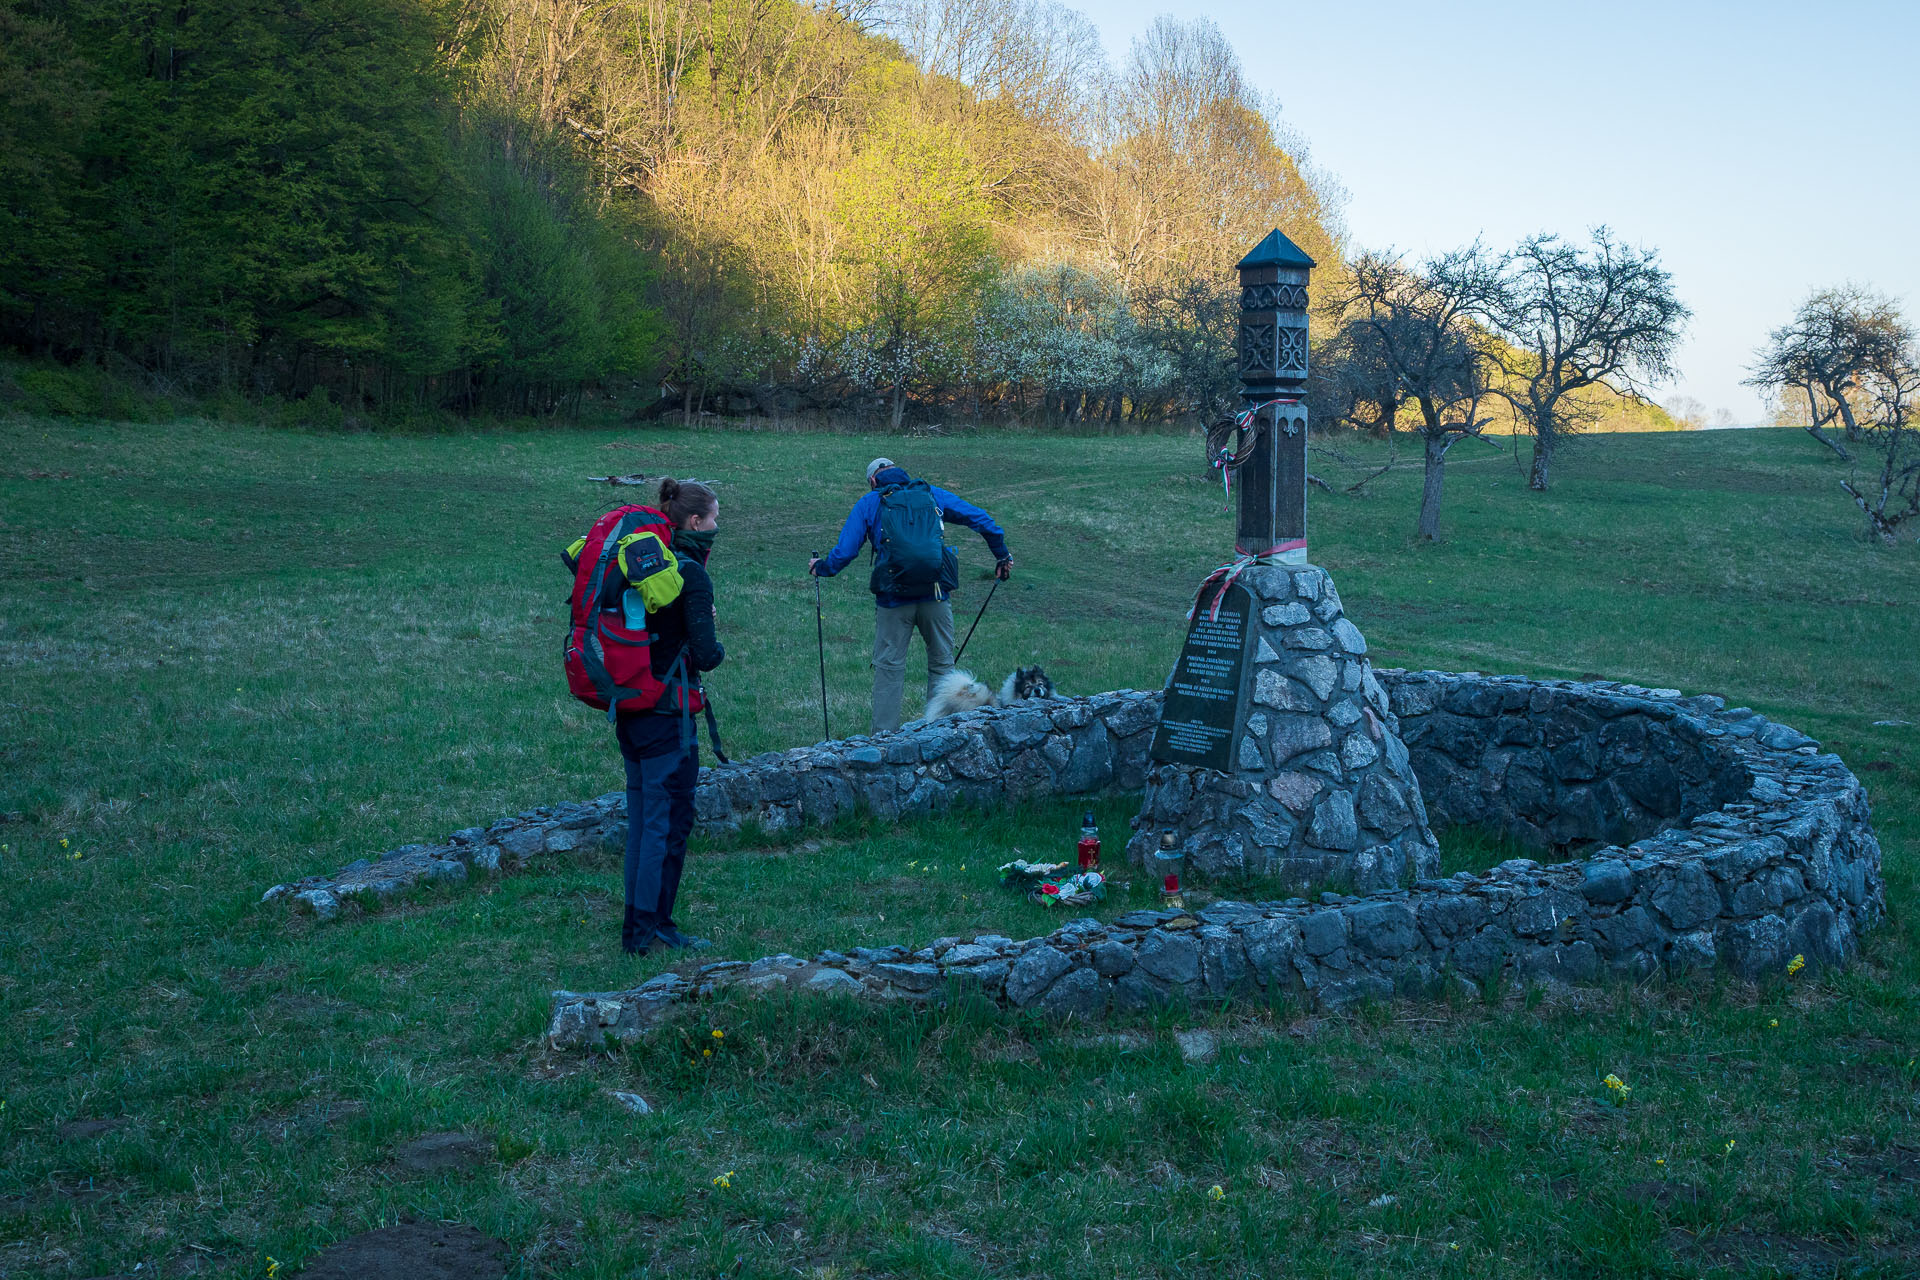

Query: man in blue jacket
<box><xmin>810</xmin><ymin>458</ymin><xmax>1013</xmax><ymax>733</ymax></box>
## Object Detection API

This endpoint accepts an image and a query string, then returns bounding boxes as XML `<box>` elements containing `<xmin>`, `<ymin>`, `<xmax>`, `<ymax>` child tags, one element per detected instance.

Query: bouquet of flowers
<box><xmin>997</xmin><ymin>858</ymin><xmax>1071</xmax><ymax>890</ymax></box>
<box><xmin>1032</xmin><ymin>870</ymin><xmax>1106</xmax><ymax>908</ymax></box>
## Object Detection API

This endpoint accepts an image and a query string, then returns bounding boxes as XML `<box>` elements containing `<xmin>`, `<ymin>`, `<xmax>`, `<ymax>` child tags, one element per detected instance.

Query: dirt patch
<box><xmin>56</xmin><ymin>1118</ymin><xmax>129</xmax><ymax>1141</ymax></box>
<box><xmin>260</xmin><ymin>1099</ymin><xmax>365</xmax><ymax>1143</ymax></box>
<box><xmin>392</xmin><ymin>1132</ymin><xmax>491</xmax><ymax>1173</ymax></box>
<box><xmin>1668</xmin><ymin>1229</ymin><xmax>1890</xmax><ymax>1276</ymax></box>
<box><xmin>1845</xmin><ymin>1144</ymin><xmax>1920</xmax><ymax>1183</ymax></box>
<box><xmin>813</xmin><ymin>1120</ymin><xmax>874</xmax><ymax>1149</ymax></box>
<box><xmin>296</xmin><ymin>1223</ymin><xmax>506</xmax><ymax>1280</ymax></box>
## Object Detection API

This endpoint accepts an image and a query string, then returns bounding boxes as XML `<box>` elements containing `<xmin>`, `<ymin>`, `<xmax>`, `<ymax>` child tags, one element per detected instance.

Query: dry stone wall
<box><xmin>549</xmin><ymin>679</ymin><xmax>1886</xmax><ymax>1045</ymax></box>
<box><xmin>264</xmin><ymin>690</ymin><xmax>1160</xmax><ymax>918</ymax></box>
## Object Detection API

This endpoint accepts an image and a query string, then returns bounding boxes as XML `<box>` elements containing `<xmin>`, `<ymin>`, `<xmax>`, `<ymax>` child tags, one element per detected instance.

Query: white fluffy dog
<box><xmin>919</xmin><ymin>665</ymin><xmax>1056</xmax><ymax>720</ymax></box>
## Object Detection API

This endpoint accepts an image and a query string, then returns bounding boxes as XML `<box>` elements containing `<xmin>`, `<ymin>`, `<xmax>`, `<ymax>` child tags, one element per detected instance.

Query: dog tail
<box><xmin>926</xmin><ymin>669</ymin><xmax>993</xmax><ymax>719</ymax></box>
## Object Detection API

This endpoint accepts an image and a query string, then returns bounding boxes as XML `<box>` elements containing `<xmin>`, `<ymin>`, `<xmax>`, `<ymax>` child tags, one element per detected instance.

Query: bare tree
<box><xmin>1339</xmin><ymin>245</ymin><xmax>1504</xmax><ymax>538</ymax></box>
<box><xmin>1836</xmin><ymin>316</ymin><xmax>1920</xmax><ymax>542</ymax></box>
<box><xmin>1311</xmin><ymin>316</ymin><xmax>1402</xmax><ymax>439</ymax></box>
<box><xmin>1745</xmin><ymin>285</ymin><xmax>1910</xmax><ymax>462</ymax></box>
<box><xmin>879</xmin><ymin>0</ymin><xmax>1103</xmax><ymax>128</ymax></box>
<box><xmin>1490</xmin><ymin>228</ymin><xmax>1688</xmax><ymax>491</ymax></box>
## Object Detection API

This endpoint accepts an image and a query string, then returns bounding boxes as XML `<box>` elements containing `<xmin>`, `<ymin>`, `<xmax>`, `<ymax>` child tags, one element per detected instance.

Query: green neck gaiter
<box><xmin>673</xmin><ymin>526</ymin><xmax>716</xmax><ymax>564</ymax></box>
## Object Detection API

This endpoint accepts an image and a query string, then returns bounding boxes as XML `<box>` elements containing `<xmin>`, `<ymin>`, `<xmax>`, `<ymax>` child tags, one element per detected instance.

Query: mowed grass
<box><xmin>1</xmin><ymin>416</ymin><xmax>1917</xmax><ymax>1279</ymax></box>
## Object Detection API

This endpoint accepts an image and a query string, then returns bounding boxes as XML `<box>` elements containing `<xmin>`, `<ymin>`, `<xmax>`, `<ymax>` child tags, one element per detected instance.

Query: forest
<box><xmin>0</xmin><ymin>0</ymin><xmax>1357</xmax><ymax>425</ymax></box>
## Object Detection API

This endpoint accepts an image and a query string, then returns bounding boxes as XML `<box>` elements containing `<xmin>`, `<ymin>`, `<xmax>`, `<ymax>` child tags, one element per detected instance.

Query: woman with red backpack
<box><xmin>563</xmin><ymin>477</ymin><xmax>724</xmax><ymax>955</ymax></box>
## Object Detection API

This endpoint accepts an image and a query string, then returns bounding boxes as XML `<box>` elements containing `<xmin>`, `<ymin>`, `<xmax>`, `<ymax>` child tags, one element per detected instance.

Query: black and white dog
<box><xmin>920</xmin><ymin>665</ymin><xmax>1056</xmax><ymax>720</ymax></box>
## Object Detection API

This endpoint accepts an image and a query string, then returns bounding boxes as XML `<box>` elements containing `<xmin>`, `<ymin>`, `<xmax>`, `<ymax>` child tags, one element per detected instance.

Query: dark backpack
<box><xmin>563</xmin><ymin>504</ymin><xmax>704</xmax><ymax>719</ymax></box>
<box><xmin>870</xmin><ymin>480</ymin><xmax>958</xmax><ymax>597</ymax></box>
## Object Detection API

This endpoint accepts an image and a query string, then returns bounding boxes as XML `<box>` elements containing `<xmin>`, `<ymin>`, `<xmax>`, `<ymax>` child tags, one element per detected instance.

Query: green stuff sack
<box><xmin>616</xmin><ymin>530</ymin><xmax>684</xmax><ymax>613</ymax></box>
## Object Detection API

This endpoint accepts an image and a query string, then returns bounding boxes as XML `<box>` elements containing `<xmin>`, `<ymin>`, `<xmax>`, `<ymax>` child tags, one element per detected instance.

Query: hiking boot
<box><xmin>655</xmin><ymin>926</ymin><xmax>711</xmax><ymax>951</ymax></box>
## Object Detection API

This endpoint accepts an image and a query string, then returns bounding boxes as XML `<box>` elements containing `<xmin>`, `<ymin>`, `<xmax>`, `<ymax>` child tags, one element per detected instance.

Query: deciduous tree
<box><xmin>1339</xmin><ymin>244</ymin><xmax>1503</xmax><ymax>538</ymax></box>
<box><xmin>1490</xmin><ymin>228</ymin><xmax>1688</xmax><ymax>491</ymax></box>
<box><xmin>1745</xmin><ymin>285</ymin><xmax>1910</xmax><ymax>461</ymax></box>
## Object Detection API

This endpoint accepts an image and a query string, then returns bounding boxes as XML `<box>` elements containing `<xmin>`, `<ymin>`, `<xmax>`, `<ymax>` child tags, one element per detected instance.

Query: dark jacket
<box><xmin>810</xmin><ymin>466</ymin><xmax>1010</xmax><ymax>607</ymax></box>
<box><xmin>645</xmin><ymin>553</ymin><xmax>723</xmax><ymax>685</ymax></box>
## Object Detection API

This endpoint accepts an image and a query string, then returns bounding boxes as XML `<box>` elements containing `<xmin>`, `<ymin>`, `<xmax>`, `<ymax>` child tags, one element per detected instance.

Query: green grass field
<box><xmin>2</xmin><ymin>417</ymin><xmax>1916</xmax><ymax>1278</ymax></box>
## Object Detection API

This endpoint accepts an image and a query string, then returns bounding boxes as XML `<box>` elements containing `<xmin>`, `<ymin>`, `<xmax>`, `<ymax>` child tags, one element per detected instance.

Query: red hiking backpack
<box><xmin>564</xmin><ymin>504</ymin><xmax>706</xmax><ymax>718</ymax></box>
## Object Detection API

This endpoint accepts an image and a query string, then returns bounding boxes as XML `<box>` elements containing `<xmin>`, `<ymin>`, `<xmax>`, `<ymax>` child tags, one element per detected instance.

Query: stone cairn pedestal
<box><xmin>1128</xmin><ymin>563</ymin><xmax>1439</xmax><ymax>892</ymax></box>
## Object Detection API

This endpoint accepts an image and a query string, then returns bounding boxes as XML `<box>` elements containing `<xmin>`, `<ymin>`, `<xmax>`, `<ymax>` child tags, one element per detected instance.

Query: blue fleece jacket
<box><xmin>811</xmin><ymin>467</ymin><xmax>1010</xmax><ymax>607</ymax></box>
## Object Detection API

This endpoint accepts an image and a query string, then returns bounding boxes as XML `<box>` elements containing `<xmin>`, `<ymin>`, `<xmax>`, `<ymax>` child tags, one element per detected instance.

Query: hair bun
<box><xmin>657</xmin><ymin>477</ymin><xmax>681</xmax><ymax>505</ymax></box>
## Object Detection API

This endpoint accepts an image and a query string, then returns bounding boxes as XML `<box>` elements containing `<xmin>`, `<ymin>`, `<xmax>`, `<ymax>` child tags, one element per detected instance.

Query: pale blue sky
<box><xmin>1085</xmin><ymin>0</ymin><xmax>1920</xmax><ymax>422</ymax></box>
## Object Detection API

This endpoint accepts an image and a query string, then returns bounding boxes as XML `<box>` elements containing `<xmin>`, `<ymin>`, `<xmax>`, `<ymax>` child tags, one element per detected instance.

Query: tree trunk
<box><xmin>1529</xmin><ymin>427</ymin><xmax>1554</xmax><ymax>491</ymax></box>
<box><xmin>1418</xmin><ymin>433</ymin><xmax>1448</xmax><ymax>540</ymax></box>
<box><xmin>1836</xmin><ymin>396</ymin><xmax>1864</xmax><ymax>442</ymax></box>
<box><xmin>890</xmin><ymin>383</ymin><xmax>905</xmax><ymax>431</ymax></box>
<box><xmin>1804</xmin><ymin>421</ymin><xmax>1851</xmax><ymax>461</ymax></box>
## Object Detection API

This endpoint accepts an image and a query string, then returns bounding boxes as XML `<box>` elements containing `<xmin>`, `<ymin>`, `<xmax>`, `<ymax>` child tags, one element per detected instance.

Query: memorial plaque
<box><xmin>1150</xmin><ymin>583</ymin><xmax>1256</xmax><ymax>771</ymax></box>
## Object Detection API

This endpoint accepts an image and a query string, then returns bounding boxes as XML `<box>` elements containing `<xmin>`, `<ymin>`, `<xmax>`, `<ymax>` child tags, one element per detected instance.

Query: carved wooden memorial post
<box><xmin>1233</xmin><ymin>229</ymin><xmax>1315</xmax><ymax>565</ymax></box>
<box><xmin>1133</xmin><ymin>230</ymin><xmax>1439</xmax><ymax>893</ymax></box>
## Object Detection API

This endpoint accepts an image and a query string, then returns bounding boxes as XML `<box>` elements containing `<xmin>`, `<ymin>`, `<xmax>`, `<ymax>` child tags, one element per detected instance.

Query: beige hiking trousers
<box><xmin>871</xmin><ymin>598</ymin><xmax>955</xmax><ymax>733</ymax></box>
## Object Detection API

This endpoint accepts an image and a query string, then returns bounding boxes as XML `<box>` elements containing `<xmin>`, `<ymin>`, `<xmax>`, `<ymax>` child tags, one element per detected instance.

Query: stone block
<box><xmin>1263</xmin><ymin>602</ymin><xmax>1311</xmax><ymax>626</ymax></box>
<box><xmin>1449</xmin><ymin>927</ymin><xmax>1513</xmax><ymax>979</ymax></box>
<box><xmin>1417</xmin><ymin>892</ymin><xmax>1487</xmax><ymax>942</ymax></box>
<box><xmin>1199</xmin><ymin>928</ymin><xmax>1253</xmax><ymax>994</ymax></box>
<box><xmin>1665</xmin><ymin>929</ymin><xmax>1717</xmax><ymax>973</ymax></box>
<box><xmin>1307</xmin><ymin>790</ymin><xmax>1358</xmax><ymax>849</ymax></box>
<box><xmin>1508</xmin><ymin>890</ymin><xmax>1582</xmax><ymax>938</ymax></box>
<box><xmin>1091</xmin><ymin>940</ymin><xmax>1136</xmax><ymax>976</ymax></box>
<box><xmin>1331</xmin><ymin>619</ymin><xmax>1368</xmax><ymax>654</ymax></box>
<box><xmin>1717</xmin><ymin>913</ymin><xmax>1789</xmax><ymax>979</ymax></box>
<box><xmin>1004</xmin><ymin>946</ymin><xmax>1072</xmax><ymax>1006</ymax></box>
<box><xmin>1580</xmin><ymin>860</ymin><xmax>1634</xmax><ymax>904</ymax></box>
<box><xmin>1284</xmin><ymin>628</ymin><xmax>1334</xmax><ymax>651</ymax></box>
<box><xmin>1339</xmin><ymin>733</ymin><xmax>1379</xmax><ymax>770</ymax></box>
<box><xmin>1254</xmin><ymin>670</ymin><xmax>1319</xmax><ymax>712</ymax></box>
<box><xmin>1591</xmin><ymin>905</ymin><xmax>1658</xmax><ymax>956</ymax></box>
<box><xmin>1346</xmin><ymin>902</ymin><xmax>1418</xmax><ymax>958</ymax></box>
<box><xmin>1267</xmin><ymin>715</ymin><xmax>1334</xmax><ymax>763</ymax></box>
<box><xmin>1057</xmin><ymin>725</ymin><xmax>1114</xmax><ymax>792</ymax></box>
<box><xmin>1300</xmin><ymin>910</ymin><xmax>1347</xmax><ymax>956</ymax></box>
<box><xmin>1650</xmin><ymin>863</ymin><xmax>1722</xmax><ymax>930</ymax></box>
<box><xmin>806</xmin><ymin>968</ymin><xmax>863</xmax><ymax>994</ymax></box>
<box><xmin>1241</xmin><ymin>917</ymin><xmax>1302</xmax><ymax>983</ymax></box>
<box><xmin>1135</xmin><ymin>930</ymin><xmax>1201</xmax><ymax>985</ymax></box>
<box><xmin>1357</xmin><ymin>773</ymin><xmax>1414</xmax><ymax>832</ymax></box>
<box><xmin>1036</xmin><ymin>967</ymin><xmax>1107</xmax><ymax>1017</ymax></box>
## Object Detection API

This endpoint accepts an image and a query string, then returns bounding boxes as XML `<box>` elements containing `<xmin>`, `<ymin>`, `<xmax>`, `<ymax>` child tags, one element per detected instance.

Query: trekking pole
<box><xmin>811</xmin><ymin>552</ymin><xmax>831</xmax><ymax>742</ymax></box>
<box><xmin>952</xmin><ymin>576</ymin><xmax>1001</xmax><ymax>666</ymax></box>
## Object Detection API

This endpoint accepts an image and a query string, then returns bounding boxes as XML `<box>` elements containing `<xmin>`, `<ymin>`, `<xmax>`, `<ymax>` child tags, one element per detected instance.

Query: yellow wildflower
<box><xmin>1769</xmin><ymin>1018</ymin><xmax>1779</xmax><ymax>1028</ymax></box>
<box><xmin>1724</xmin><ymin>1139</ymin><xmax>1736</xmax><ymax>1154</ymax></box>
<box><xmin>1603</xmin><ymin>1073</ymin><xmax>1631</xmax><ymax>1098</ymax></box>
<box><xmin>711</xmin><ymin>1029</ymin><xmax>723</xmax><ymax>1040</ymax></box>
<box><xmin>712</xmin><ymin>1170</ymin><xmax>733</xmax><ymax>1189</ymax></box>
<box><xmin>1207</xmin><ymin>1185</ymin><xmax>1225</xmax><ymax>1201</ymax></box>
<box><xmin>1655</xmin><ymin>1158</ymin><xmax>1665</xmax><ymax>1166</ymax></box>
<box><xmin>59</xmin><ymin>838</ymin><xmax>68</xmax><ymax>848</ymax></box>
<box><xmin>703</xmin><ymin>1048</ymin><xmax>712</xmax><ymax>1058</ymax></box>
<box><xmin>1786</xmin><ymin>954</ymin><xmax>1805</xmax><ymax>976</ymax></box>
<box><xmin>267</xmin><ymin>1259</ymin><xmax>281</xmax><ymax>1279</ymax></box>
